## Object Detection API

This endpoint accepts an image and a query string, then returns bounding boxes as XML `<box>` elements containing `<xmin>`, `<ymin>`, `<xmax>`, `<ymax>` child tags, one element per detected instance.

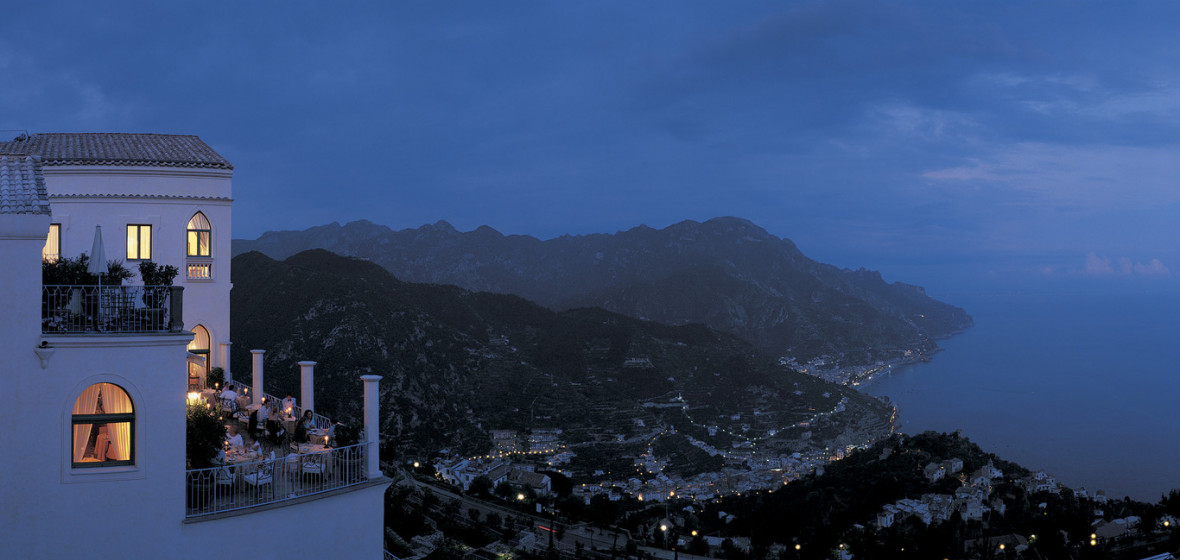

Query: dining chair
<box><xmin>214</xmin><ymin>465</ymin><xmax>236</xmax><ymax>500</ymax></box>
<box><xmin>301</xmin><ymin>452</ymin><xmax>326</xmax><ymax>485</ymax></box>
<box><xmin>244</xmin><ymin>453</ymin><xmax>275</xmax><ymax>499</ymax></box>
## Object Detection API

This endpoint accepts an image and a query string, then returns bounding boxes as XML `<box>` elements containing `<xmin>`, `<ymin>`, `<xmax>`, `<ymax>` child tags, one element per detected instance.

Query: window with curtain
<box><xmin>186</xmin><ymin>212</ymin><xmax>211</xmax><ymax>257</ymax></box>
<box><xmin>43</xmin><ymin>223</ymin><xmax>60</xmax><ymax>262</ymax></box>
<box><xmin>72</xmin><ymin>383</ymin><xmax>134</xmax><ymax>468</ymax></box>
<box><xmin>126</xmin><ymin>224</ymin><xmax>152</xmax><ymax>260</ymax></box>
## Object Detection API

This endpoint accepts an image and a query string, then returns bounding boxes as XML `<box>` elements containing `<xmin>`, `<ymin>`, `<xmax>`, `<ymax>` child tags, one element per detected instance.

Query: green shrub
<box><xmin>187</xmin><ymin>401</ymin><xmax>226</xmax><ymax>469</ymax></box>
<box><xmin>43</xmin><ymin>254</ymin><xmax>134</xmax><ymax>285</ymax></box>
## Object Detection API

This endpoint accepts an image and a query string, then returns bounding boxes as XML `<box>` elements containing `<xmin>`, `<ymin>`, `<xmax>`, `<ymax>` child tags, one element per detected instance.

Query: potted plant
<box><xmin>138</xmin><ymin>260</ymin><xmax>178</xmax><ymax>306</ymax></box>
<box><xmin>138</xmin><ymin>261</ymin><xmax>178</xmax><ymax>329</ymax></box>
<box><xmin>207</xmin><ymin>367</ymin><xmax>225</xmax><ymax>390</ymax></box>
<box><xmin>42</xmin><ymin>255</ymin><xmax>134</xmax><ymax>331</ymax></box>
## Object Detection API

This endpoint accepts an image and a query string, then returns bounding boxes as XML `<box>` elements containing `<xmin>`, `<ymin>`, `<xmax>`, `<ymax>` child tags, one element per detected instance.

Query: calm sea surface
<box><xmin>860</xmin><ymin>287</ymin><xmax>1180</xmax><ymax>502</ymax></box>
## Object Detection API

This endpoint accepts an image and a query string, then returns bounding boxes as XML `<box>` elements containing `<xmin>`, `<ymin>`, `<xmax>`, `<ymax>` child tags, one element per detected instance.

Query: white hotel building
<box><xmin>0</xmin><ymin>133</ymin><xmax>387</xmax><ymax>558</ymax></box>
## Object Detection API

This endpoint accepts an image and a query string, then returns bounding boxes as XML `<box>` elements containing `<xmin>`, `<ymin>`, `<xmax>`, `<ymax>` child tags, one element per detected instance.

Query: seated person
<box><xmin>281</xmin><ymin>394</ymin><xmax>297</xmax><ymax>417</ymax></box>
<box><xmin>257</xmin><ymin>398</ymin><xmax>270</xmax><ymax>426</ymax></box>
<box><xmin>225</xmin><ymin>424</ymin><xmax>244</xmax><ymax>450</ymax></box>
<box><xmin>294</xmin><ymin>410</ymin><xmax>316</xmax><ymax>444</ymax></box>
<box><xmin>266</xmin><ymin>418</ymin><xmax>284</xmax><ymax>445</ymax></box>
<box><xmin>220</xmin><ymin>385</ymin><xmax>238</xmax><ymax>401</ymax></box>
<box><xmin>247</xmin><ymin>409</ymin><xmax>261</xmax><ymax>440</ymax></box>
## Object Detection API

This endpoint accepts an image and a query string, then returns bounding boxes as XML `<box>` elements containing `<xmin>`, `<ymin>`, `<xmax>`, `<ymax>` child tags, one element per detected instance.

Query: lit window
<box><xmin>188</xmin><ymin>325</ymin><xmax>210</xmax><ymax>389</ymax></box>
<box><xmin>186</xmin><ymin>212</ymin><xmax>211</xmax><ymax>257</ymax></box>
<box><xmin>43</xmin><ymin>223</ymin><xmax>61</xmax><ymax>262</ymax></box>
<box><xmin>126</xmin><ymin>224</ymin><xmax>152</xmax><ymax>260</ymax></box>
<box><xmin>72</xmin><ymin>383</ymin><xmax>135</xmax><ymax>468</ymax></box>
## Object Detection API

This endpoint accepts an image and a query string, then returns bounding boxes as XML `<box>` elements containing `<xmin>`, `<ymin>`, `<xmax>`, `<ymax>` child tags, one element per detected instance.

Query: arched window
<box><xmin>188</xmin><ymin>325</ymin><xmax>210</xmax><ymax>390</ymax></box>
<box><xmin>72</xmin><ymin>383</ymin><xmax>134</xmax><ymax>467</ymax></box>
<box><xmin>187</xmin><ymin>212</ymin><xmax>211</xmax><ymax>257</ymax></box>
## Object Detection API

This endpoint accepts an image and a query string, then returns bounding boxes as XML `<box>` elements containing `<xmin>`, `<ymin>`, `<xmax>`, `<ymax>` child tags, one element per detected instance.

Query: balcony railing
<box><xmin>185</xmin><ymin>442</ymin><xmax>369</xmax><ymax>517</ymax></box>
<box><xmin>42</xmin><ymin>285</ymin><xmax>183</xmax><ymax>334</ymax></box>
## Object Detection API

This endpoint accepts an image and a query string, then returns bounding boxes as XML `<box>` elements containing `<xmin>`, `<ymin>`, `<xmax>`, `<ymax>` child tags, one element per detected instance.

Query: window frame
<box><xmin>70</xmin><ymin>384</ymin><xmax>136</xmax><ymax>469</ymax></box>
<box><xmin>186</xmin><ymin>212</ymin><xmax>212</xmax><ymax>258</ymax></box>
<box><xmin>126</xmin><ymin>224</ymin><xmax>152</xmax><ymax>261</ymax></box>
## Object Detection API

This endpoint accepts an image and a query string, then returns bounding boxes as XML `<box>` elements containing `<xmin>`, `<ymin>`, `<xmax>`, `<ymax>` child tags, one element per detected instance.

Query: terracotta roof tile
<box><xmin>0</xmin><ymin>133</ymin><xmax>232</xmax><ymax>170</ymax></box>
<box><xmin>0</xmin><ymin>155</ymin><xmax>51</xmax><ymax>215</ymax></box>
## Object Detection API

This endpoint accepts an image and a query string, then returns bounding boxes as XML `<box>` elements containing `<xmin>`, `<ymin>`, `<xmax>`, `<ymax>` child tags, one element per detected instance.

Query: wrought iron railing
<box><xmin>41</xmin><ymin>285</ymin><xmax>183</xmax><ymax>334</ymax></box>
<box><xmin>185</xmin><ymin>442</ymin><xmax>369</xmax><ymax>518</ymax></box>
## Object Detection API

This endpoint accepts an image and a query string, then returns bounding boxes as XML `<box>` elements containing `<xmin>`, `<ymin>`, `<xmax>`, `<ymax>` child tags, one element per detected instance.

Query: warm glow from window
<box><xmin>43</xmin><ymin>223</ymin><xmax>61</xmax><ymax>262</ymax></box>
<box><xmin>126</xmin><ymin>224</ymin><xmax>152</xmax><ymax>260</ymax></box>
<box><xmin>188</xmin><ymin>325</ymin><xmax>210</xmax><ymax>388</ymax></box>
<box><xmin>72</xmin><ymin>383</ymin><xmax>134</xmax><ymax>467</ymax></box>
<box><xmin>186</xmin><ymin>212</ymin><xmax>211</xmax><ymax>257</ymax></box>
<box><xmin>188</xmin><ymin>325</ymin><xmax>210</xmax><ymax>352</ymax></box>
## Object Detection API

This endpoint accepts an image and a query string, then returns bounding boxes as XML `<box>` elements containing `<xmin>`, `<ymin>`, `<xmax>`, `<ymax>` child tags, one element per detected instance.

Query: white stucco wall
<box><xmin>43</xmin><ymin>165</ymin><xmax>233</xmax><ymax>370</ymax></box>
<box><xmin>2</xmin><ymin>334</ymin><xmax>192</xmax><ymax>557</ymax></box>
<box><xmin>3</xmin><ymin>154</ymin><xmax>386</xmax><ymax>559</ymax></box>
<box><xmin>179</xmin><ymin>483</ymin><xmax>387</xmax><ymax>559</ymax></box>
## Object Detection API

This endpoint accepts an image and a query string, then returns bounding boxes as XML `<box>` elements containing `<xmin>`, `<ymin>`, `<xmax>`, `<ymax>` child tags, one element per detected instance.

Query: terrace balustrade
<box><xmin>42</xmin><ymin>285</ymin><xmax>183</xmax><ymax>334</ymax></box>
<box><xmin>185</xmin><ymin>442</ymin><xmax>369</xmax><ymax>517</ymax></box>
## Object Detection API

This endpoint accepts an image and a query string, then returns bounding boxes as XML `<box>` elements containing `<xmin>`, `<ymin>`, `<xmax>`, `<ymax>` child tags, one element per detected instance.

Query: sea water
<box><xmin>860</xmin><ymin>285</ymin><xmax>1180</xmax><ymax>502</ymax></box>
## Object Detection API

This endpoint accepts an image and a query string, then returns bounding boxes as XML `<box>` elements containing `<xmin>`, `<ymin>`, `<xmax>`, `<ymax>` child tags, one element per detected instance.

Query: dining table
<box><xmin>223</xmin><ymin>449</ymin><xmax>263</xmax><ymax>475</ymax></box>
<box><xmin>280</xmin><ymin>415</ymin><xmax>297</xmax><ymax>435</ymax></box>
<box><xmin>290</xmin><ymin>442</ymin><xmax>333</xmax><ymax>477</ymax></box>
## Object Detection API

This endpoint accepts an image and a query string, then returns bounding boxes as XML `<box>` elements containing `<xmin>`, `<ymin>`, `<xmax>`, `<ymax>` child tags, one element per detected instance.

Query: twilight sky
<box><xmin>4</xmin><ymin>1</ymin><xmax>1177</xmax><ymax>294</ymax></box>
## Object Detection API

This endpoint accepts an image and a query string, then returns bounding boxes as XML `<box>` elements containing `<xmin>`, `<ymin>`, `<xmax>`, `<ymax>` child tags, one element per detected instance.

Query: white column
<box><xmin>251</xmin><ymin>349</ymin><xmax>265</xmax><ymax>405</ymax></box>
<box><xmin>299</xmin><ymin>361</ymin><xmax>316</xmax><ymax>415</ymax></box>
<box><xmin>219</xmin><ymin>341</ymin><xmax>232</xmax><ymax>385</ymax></box>
<box><xmin>361</xmin><ymin>374</ymin><xmax>382</xmax><ymax>479</ymax></box>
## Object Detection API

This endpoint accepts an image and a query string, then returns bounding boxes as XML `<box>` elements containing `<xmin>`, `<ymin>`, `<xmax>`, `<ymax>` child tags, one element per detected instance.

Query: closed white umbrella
<box><xmin>87</xmin><ymin>225</ymin><xmax>107</xmax><ymax>276</ymax></box>
<box><xmin>87</xmin><ymin>226</ymin><xmax>107</xmax><ymax>329</ymax></box>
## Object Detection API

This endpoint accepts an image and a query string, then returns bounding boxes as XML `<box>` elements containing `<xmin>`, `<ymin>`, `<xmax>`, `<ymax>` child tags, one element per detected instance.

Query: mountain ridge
<box><xmin>234</xmin><ymin>217</ymin><xmax>972</xmax><ymax>367</ymax></box>
<box><xmin>229</xmin><ymin>249</ymin><xmax>895</xmax><ymax>454</ymax></box>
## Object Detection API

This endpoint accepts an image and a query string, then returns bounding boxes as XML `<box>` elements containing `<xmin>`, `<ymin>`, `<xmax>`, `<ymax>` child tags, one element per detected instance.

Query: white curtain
<box><xmin>72</xmin><ymin>383</ymin><xmax>133</xmax><ymax>462</ymax></box>
<box><xmin>101</xmin><ymin>384</ymin><xmax>133</xmax><ymax>461</ymax></box>
<box><xmin>72</xmin><ymin>385</ymin><xmax>101</xmax><ymax>462</ymax></box>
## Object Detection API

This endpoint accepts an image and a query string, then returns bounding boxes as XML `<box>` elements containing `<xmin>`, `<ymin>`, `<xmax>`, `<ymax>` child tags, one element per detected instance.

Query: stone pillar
<box><xmin>299</xmin><ymin>361</ymin><xmax>316</xmax><ymax>415</ymax></box>
<box><xmin>251</xmin><ymin>349</ymin><xmax>265</xmax><ymax>405</ymax></box>
<box><xmin>219</xmin><ymin>341</ymin><xmax>232</xmax><ymax>385</ymax></box>
<box><xmin>361</xmin><ymin>374</ymin><xmax>382</xmax><ymax>479</ymax></box>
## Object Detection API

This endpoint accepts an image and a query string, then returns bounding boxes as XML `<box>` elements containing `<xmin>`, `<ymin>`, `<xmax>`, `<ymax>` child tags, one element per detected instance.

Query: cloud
<box><xmin>1085</xmin><ymin>253</ymin><xmax>1114</xmax><ymax>275</ymax></box>
<box><xmin>1083</xmin><ymin>253</ymin><xmax>1170</xmax><ymax>277</ymax></box>
<box><xmin>921</xmin><ymin>142</ymin><xmax>1180</xmax><ymax>208</ymax></box>
<box><xmin>869</xmin><ymin>102</ymin><xmax>982</xmax><ymax>142</ymax></box>
<box><xmin>1133</xmin><ymin>258</ymin><xmax>1171</xmax><ymax>276</ymax></box>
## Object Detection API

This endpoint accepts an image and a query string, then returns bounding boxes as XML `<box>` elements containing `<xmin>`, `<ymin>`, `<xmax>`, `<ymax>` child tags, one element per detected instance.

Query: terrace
<box><xmin>42</xmin><ymin>285</ymin><xmax>183</xmax><ymax>334</ymax></box>
<box><xmin>184</xmin><ymin>379</ymin><xmax>377</xmax><ymax>518</ymax></box>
